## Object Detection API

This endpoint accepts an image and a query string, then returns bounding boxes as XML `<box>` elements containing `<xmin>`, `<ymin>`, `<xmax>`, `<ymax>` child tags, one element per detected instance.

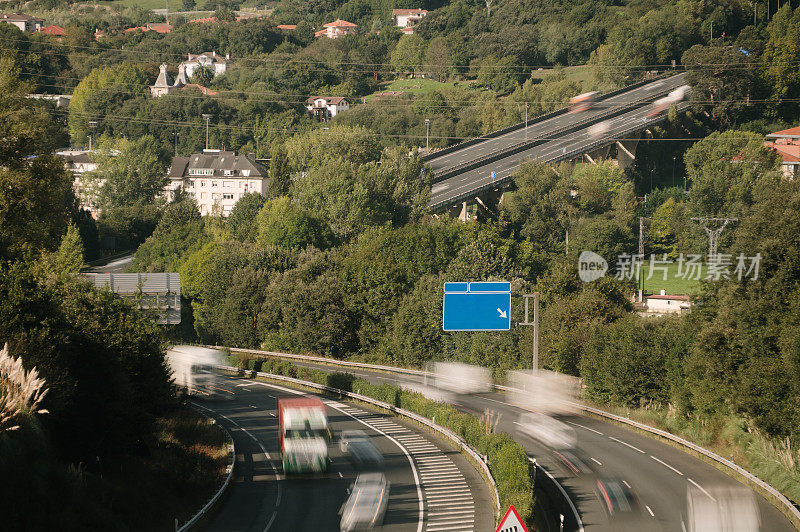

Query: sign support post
<box><xmin>520</xmin><ymin>292</ymin><xmax>540</xmax><ymax>374</ymax></box>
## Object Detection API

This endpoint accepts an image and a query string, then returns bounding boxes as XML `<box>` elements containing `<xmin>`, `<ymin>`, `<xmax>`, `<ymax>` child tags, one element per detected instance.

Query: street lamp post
<box><xmin>672</xmin><ymin>156</ymin><xmax>676</xmax><ymax>187</ymax></box>
<box><xmin>174</xmin><ymin>131</ymin><xmax>179</xmax><ymax>156</ymax></box>
<box><xmin>88</xmin><ymin>120</ymin><xmax>98</xmax><ymax>151</ymax></box>
<box><xmin>202</xmin><ymin>114</ymin><xmax>212</xmax><ymax>150</ymax></box>
<box><xmin>424</xmin><ymin>118</ymin><xmax>431</xmax><ymax>154</ymax></box>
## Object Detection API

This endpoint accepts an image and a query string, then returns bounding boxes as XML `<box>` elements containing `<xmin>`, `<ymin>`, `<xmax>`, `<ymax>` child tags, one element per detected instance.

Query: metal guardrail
<box><xmin>216</xmin><ymin>346</ymin><xmax>800</xmax><ymax>525</ymax></box>
<box><xmin>217</xmin><ymin>363</ymin><xmax>501</xmax><ymax>518</ymax></box>
<box><xmin>177</xmin><ymin>405</ymin><xmax>236</xmax><ymax>532</ymax></box>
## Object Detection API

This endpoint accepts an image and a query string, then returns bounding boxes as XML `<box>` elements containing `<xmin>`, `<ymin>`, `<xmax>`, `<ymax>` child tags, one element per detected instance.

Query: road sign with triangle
<box><xmin>495</xmin><ymin>504</ymin><xmax>529</xmax><ymax>532</ymax></box>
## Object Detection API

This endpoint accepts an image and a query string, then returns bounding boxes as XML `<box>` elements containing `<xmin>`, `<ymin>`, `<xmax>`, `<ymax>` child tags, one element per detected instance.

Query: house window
<box><xmin>242</xmin><ymin>169</ymin><xmax>251</xmax><ymax>177</ymax></box>
<box><xmin>201</xmin><ymin>181</ymin><xmax>206</xmax><ymax>187</ymax></box>
<box><xmin>222</xmin><ymin>193</ymin><xmax>234</xmax><ymax>200</ymax></box>
<box><xmin>212</xmin><ymin>193</ymin><xmax>221</xmax><ymax>200</ymax></box>
<box><xmin>211</xmin><ymin>181</ymin><xmax>218</xmax><ymax>187</ymax></box>
<box><xmin>185</xmin><ymin>179</ymin><xmax>195</xmax><ymax>187</ymax></box>
<box><xmin>223</xmin><ymin>170</ymin><xmax>233</xmax><ymax>176</ymax></box>
<box><xmin>200</xmin><ymin>193</ymin><xmax>207</xmax><ymax>199</ymax></box>
<box><xmin>223</xmin><ymin>181</ymin><xmax>233</xmax><ymax>187</ymax></box>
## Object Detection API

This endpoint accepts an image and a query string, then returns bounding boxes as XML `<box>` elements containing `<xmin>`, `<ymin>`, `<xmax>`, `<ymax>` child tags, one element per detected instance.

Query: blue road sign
<box><xmin>443</xmin><ymin>282</ymin><xmax>511</xmax><ymax>331</ymax></box>
<box><xmin>491</xmin><ymin>170</ymin><xmax>496</xmax><ymax>180</ymax></box>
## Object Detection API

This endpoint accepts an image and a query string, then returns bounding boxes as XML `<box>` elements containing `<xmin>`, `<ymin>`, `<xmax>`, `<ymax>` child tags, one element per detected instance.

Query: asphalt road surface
<box><xmin>277</xmin><ymin>358</ymin><xmax>796</xmax><ymax>532</ymax></box>
<box><xmin>195</xmin><ymin>373</ymin><xmax>494</xmax><ymax>532</ymax></box>
<box><xmin>425</xmin><ymin>72</ymin><xmax>687</xmax><ymax>176</ymax></box>
<box><xmin>428</xmin><ymin>74</ymin><xmax>689</xmax><ymax>210</ymax></box>
<box><xmin>83</xmin><ymin>253</ymin><xmax>134</xmax><ymax>273</ymax></box>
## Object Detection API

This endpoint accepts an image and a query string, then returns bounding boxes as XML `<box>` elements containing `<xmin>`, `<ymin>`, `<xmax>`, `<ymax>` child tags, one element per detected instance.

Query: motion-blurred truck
<box><xmin>424</xmin><ymin>361</ymin><xmax>491</xmax><ymax>395</ymax></box>
<box><xmin>166</xmin><ymin>345</ymin><xmax>224</xmax><ymax>398</ymax></box>
<box><xmin>507</xmin><ymin>369</ymin><xmax>579</xmax><ymax>415</ymax></box>
<box><xmin>278</xmin><ymin>396</ymin><xmax>330</xmax><ymax>473</ymax></box>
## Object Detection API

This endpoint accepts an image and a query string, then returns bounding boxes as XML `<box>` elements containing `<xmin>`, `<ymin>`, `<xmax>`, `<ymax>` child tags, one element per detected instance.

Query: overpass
<box><xmin>425</xmin><ymin>73</ymin><xmax>689</xmax><ymax>218</ymax></box>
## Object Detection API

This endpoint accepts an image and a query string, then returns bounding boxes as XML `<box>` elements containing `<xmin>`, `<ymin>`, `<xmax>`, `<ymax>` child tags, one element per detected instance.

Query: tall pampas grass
<box><xmin>0</xmin><ymin>343</ymin><xmax>48</xmax><ymax>432</ymax></box>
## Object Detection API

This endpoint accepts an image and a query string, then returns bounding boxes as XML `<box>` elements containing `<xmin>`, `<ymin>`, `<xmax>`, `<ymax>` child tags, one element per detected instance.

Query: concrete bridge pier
<box><xmin>584</xmin><ymin>144</ymin><xmax>611</xmax><ymax>164</ymax></box>
<box><xmin>614</xmin><ymin>135</ymin><xmax>641</xmax><ymax>170</ymax></box>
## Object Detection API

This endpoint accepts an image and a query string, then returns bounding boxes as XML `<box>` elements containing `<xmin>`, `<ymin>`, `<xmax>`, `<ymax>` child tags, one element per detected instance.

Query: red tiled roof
<box><xmin>124</xmin><ymin>23</ymin><xmax>172</xmax><ymax>34</ymax></box>
<box><xmin>392</xmin><ymin>9</ymin><xmax>428</xmax><ymax>15</ymax></box>
<box><xmin>183</xmin><ymin>84</ymin><xmax>218</xmax><ymax>96</ymax></box>
<box><xmin>38</xmin><ymin>25</ymin><xmax>65</xmax><ymax>35</ymax></box>
<box><xmin>189</xmin><ymin>16</ymin><xmax>216</xmax><ymax>24</ymax></box>
<box><xmin>401</xmin><ymin>26</ymin><xmax>414</xmax><ymax>34</ymax></box>
<box><xmin>277</xmin><ymin>24</ymin><xmax>297</xmax><ymax>30</ymax></box>
<box><xmin>323</xmin><ymin>19</ymin><xmax>357</xmax><ymax>27</ymax></box>
<box><xmin>767</xmin><ymin>126</ymin><xmax>800</xmax><ymax>139</ymax></box>
<box><xmin>766</xmin><ymin>142</ymin><xmax>800</xmax><ymax>164</ymax></box>
<box><xmin>314</xmin><ymin>28</ymin><xmax>327</xmax><ymax>37</ymax></box>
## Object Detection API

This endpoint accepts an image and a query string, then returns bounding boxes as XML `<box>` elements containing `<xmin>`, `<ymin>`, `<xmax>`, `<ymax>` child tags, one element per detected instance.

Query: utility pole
<box><xmin>173</xmin><ymin>131</ymin><xmax>179</xmax><ymax>156</ymax></box>
<box><xmin>202</xmin><ymin>113</ymin><xmax>212</xmax><ymax>150</ymax></box>
<box><xmin>672</xmin><ymin>156</ymin><xmax>676</xmax><ymax>187</ymax></box>
<box><xmin>88</xmin><ymin>120</ymin><xmax>98</xmax><ymax>151</ymax></box>
<box><xmin>525</xmin><ymin>102</ymin><xmax>529</xmax><ymax>141</ymax></box>
<box><xmin>424</xmin><ymin>118</ymin><xmax>431</xmax><ymax>154</ymax></box>
<box><xmin>692</xmin><ymin>217</ymin><xmax>738</xmax><ymax>262</ymax></box>
<box><xmin>520</xmin><ymin>293</ymin><xmax>540</xmax><ymax>374</ymax></box>
<box><xmin>638</xmin><ymin>217</ymin><xmax>646</xmax><ymax>302</ymax></box>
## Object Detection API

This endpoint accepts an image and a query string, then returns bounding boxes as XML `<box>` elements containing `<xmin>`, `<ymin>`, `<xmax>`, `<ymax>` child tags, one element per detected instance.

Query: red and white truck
<box><xmin>278</xmin><ymin>396</ymin><xmax>329</xmax><ymax>474</ymax></box>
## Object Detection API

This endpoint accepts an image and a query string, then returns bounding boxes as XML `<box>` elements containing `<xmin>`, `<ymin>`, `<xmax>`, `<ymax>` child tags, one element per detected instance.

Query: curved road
<box><xmin>196</xmin><ymin>373</ymin><xmax>494</xmax><ymax>531</ymax></box>
<box><xmin>275</xmin><ymin>358</ymin><xmax>796</xmax><ymax>532</ymax></box>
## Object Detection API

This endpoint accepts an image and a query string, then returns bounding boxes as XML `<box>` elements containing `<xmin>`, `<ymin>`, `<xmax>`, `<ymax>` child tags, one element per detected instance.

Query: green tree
<box><xmin>228</xmin><ymin>193</ymin><xmax>266</xmax><ymax>242</ymax></box>
<box><xmin>0</xmin><ymin>59</ymin><xmax>74</xmax><ymax>262</ymax></box>
<box><xmin>39</xmin><ymin>224</ymin><xmax>85</xmax><ymax>275</ymax></box>
<box><xmin>191</xmin><ymin>66</ymin><xmax>214</xmax><ymax>86</ymax></box>
<box><xmin>390</xmin><ymin>34</ymin><xmax>425</xmax><ymax>75</ymax></box>
<box><xmin>424</xmin><ymin>37</ymin><xmax>452</xmax><ymax>82</ymax></box>
<box><xmin>183</xmin><ymin>0</ymin><xmax>196</xmax><ymax>10</ymax></box>
<box><xmin>133</xmin><ymin>198</ymin><xmax>207</xmax><ymax>272</ymax></box>
<box><xmin>256</xmin><ymin>197</ymin><xmax>334</xmax><ymax>250</ymax></box>
<box><xmin>91</xmin><ymin>135</ymin><xmax>168</xmax><ymax>211</ymax></box>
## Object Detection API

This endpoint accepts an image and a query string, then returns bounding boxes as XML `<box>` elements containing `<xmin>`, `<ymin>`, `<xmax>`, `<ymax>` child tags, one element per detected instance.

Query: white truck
<box><xmin>165</xmin><ymin>345</ymin><xmax>224</xmax><ymax>398</ymax></box>
<box><xmin>424</xmin><ymin>361</ymin><xmax>491</xmax><ymax>394</ymax></box>
<box><xmin>278</xmin><ymin>396</ymin><xmax>329</xmax><ymax>473</ymax></box>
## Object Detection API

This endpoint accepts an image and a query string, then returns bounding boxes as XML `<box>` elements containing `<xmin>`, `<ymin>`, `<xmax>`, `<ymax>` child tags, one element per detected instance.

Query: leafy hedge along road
<box><xmin>232</xmin><ymin>355</ymin><xmax>535</xmax><ymax>526</ymax></box>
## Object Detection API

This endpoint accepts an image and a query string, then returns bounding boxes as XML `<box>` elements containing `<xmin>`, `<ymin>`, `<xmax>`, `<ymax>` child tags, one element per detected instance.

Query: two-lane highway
<box><xmin>196</xmin><ymin>373</ymin><xmax>494</xmax><ymax>531</ymax></box>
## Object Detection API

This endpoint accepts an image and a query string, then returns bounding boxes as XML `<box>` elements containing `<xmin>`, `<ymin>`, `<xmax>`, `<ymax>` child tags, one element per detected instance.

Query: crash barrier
<box><xmin>176</xmin><ymin>405</ymin><xmax>236</xmax><ymax>532</ymax></box>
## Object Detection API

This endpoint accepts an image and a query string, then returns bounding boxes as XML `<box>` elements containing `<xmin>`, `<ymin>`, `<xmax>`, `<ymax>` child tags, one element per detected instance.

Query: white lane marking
<box><xmin>565</xmin><ymin>420</ymin><xmax>603</xmax><ymax>435</ymax></box>
<box><xmin>192</xmin><ymin>402</ymin><xmax>283</xmax><ymax>530</ymax></box>
<box><xmin>529</xmin><ymin>457</ymin><xmax>584</xmax><ymax>532</ymax></box>
<box><xmin>622</xmin><ymin>480</ymin><xmax>632</xmax><ymax>489</ymax></box>
<box><xmin>240</xmin><ymin>378</ymin><xmax>430</xmax><ymax>531</ymax></box>
<box><xmin>646</xmin><ymin>505</ymin><xmax>655</xmax><ymax>517</ymax></box>
<box><xmin>687</xmin><ymin>478</ymin><xmax>717</xmax><ymax>502</ymax></box>
<box><xmin>609</xmin><ymin>436</ymin><xmax>645</xmax><ymax>454</ymax></box>
<box><xmin>590</xmin><ymin>457</ymin><xmax>603</xmax><ymax>466</ymax></box>
<box><xmin>651</xmin><ymin>455</ymin><xmax>683</xmax><ymax>476</ymax></box>
<box><xmin>338</xmin><ymin>471</ymin><xmax>343</xmax><ymax>478</ymax></box>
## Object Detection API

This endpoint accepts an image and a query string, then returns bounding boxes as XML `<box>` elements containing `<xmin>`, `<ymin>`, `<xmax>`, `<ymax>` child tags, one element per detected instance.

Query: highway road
<box><xmin>195</xmin><ymin>373</ymin><xmax>494</xmax><ymax>531</ymax></box>
<box><xmin>425</xmin><ymin>72</ymin><xmax>687</xmax><ymax>177</ymax></box>
<box><xmin>275</xmin><ymin>358</ymin><xmax>796</xmax><ymax>532</ymax></box>
<box><xmin>427</xmin><ymin>74</ymin><xmax>689</xmax><ymax>211</ymax></box>
<box><xmin>83</xmin><ymin>252</ymin><xmax>134</xmax><ymax>273</ymax></box>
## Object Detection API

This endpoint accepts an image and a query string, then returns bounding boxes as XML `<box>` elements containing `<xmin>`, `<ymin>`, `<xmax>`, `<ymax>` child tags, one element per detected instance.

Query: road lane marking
<box><xmin>590</xmin><ymin>457</ymin><xmax>603</xmax><ymax>466</ymax></box>
<box><xmin>646</xmin><ymin>505</ymin><xmax>655</xmax><ymax>517</ymax></box>
<box><xmin>651</xmin><ymin>455</ymin><xmax>683</xmax><ymax>476</ymax></box>
<box><xmin>565</xmin><ymin>420</ymin><xmax>603</xmax><ymax>435</ymax></box>
<box><xmin>622</xmin><ymin>480</ymin><xmax>632</xmax><ymax>489</ymax></box>
<box><xmin>529</xmin><ymin>457</ymin><xmax>585</xmax><ymax>532</ymax></box>
<box><xmin>687</xmin><ymin>478</ymin><xmax>717</xmax><ymax>502</ymax></box>
<box><xmin>609</xmin><ymin>436</ymin><xmax>645</xmax><ymax>453</ymax></box>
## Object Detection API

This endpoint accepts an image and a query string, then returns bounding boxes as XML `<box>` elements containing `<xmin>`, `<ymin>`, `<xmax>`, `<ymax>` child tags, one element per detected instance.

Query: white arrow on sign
<box><xmin>497</xmin><ymin>308</ymin><xmax>507</xmax><ymax>318</ymax></box>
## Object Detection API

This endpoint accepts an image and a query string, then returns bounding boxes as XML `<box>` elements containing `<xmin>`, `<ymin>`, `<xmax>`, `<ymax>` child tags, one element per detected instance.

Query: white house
<box><xmin>181</xmin><ymin>51</ymin><xmax>231</xmax><ymax>79</ymax></box>
<box><xmin>56</xmin><ymin>148</ymin><xmax>106</xmax><ymax>216</ymax></box>
<box><xmin>166</xmin><ymin>149</ymin><xmax>268</xmax><ymax>216</ymax></box>
<box><xmin>645</xmin><ymin>292</ymin><xmax>691</xmax><ymax>315</ymax></box>
<box><xmin>764</xmin><ymin>126</ymin><xmax>800</xmax><ymax>179</ymax></box>
<box><xmin>1</xmin><ymin>13</ymin><xmax>44</xmax><ymax>32</ymax></box>
<box><xmin>392</xmin><ymin>9</ymin><xmax>427</xmax><ymax>32</ymax></box>
<box><xmin>314</xmin><ymin>19</ymin><xmax>357</xmax><ymax>39</ymax></box>
<box><xmin>305</xmin><ymin>96</ymin><xmax>350</xmax><ymax>121</ymax></box>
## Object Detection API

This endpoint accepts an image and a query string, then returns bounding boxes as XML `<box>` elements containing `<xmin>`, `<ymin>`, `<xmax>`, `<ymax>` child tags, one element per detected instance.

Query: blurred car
<box><xmin>588</xmin><ymin>121</ymin><xmax>610</xmax><ymax>139</ymax></box>
<box><xmin>552</xmin><ymin>448</ymin><xmax>595</xmax><ymax>477</ymax></box>
<box><xmin>340</xmin><ymin>472</ymin><xmax>390</xmax><ymax>531</ymax></box>
<box><xmin>595</xmin><ymin>477</ymin><xmax>640</xmax><ymax>517</ymax></box>
<box><xmin>339</xmin><ymin>430</ymin><xmax>383</xmax><ymax>469</ymax></box>
<box><xmin>684</xmin><ymin>484</ymin><xmax>760</xmax><ymax>532</ymax></box>
<box><xmin>516</xmin><ymin>412</ymin><xmax>577</xmax><ymax>450</ymax></box>
<box><xmin>569</xmin><ymin>91</ymin><xmax>599</xmax><ymax>113</ymax></box>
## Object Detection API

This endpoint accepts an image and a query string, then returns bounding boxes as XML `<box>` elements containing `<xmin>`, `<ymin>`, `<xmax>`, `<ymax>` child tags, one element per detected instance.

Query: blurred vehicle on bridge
<box><xmin>569</xmin><ymin>91</ymin><xmax>600</xmax><ymax>113</ymax></box>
